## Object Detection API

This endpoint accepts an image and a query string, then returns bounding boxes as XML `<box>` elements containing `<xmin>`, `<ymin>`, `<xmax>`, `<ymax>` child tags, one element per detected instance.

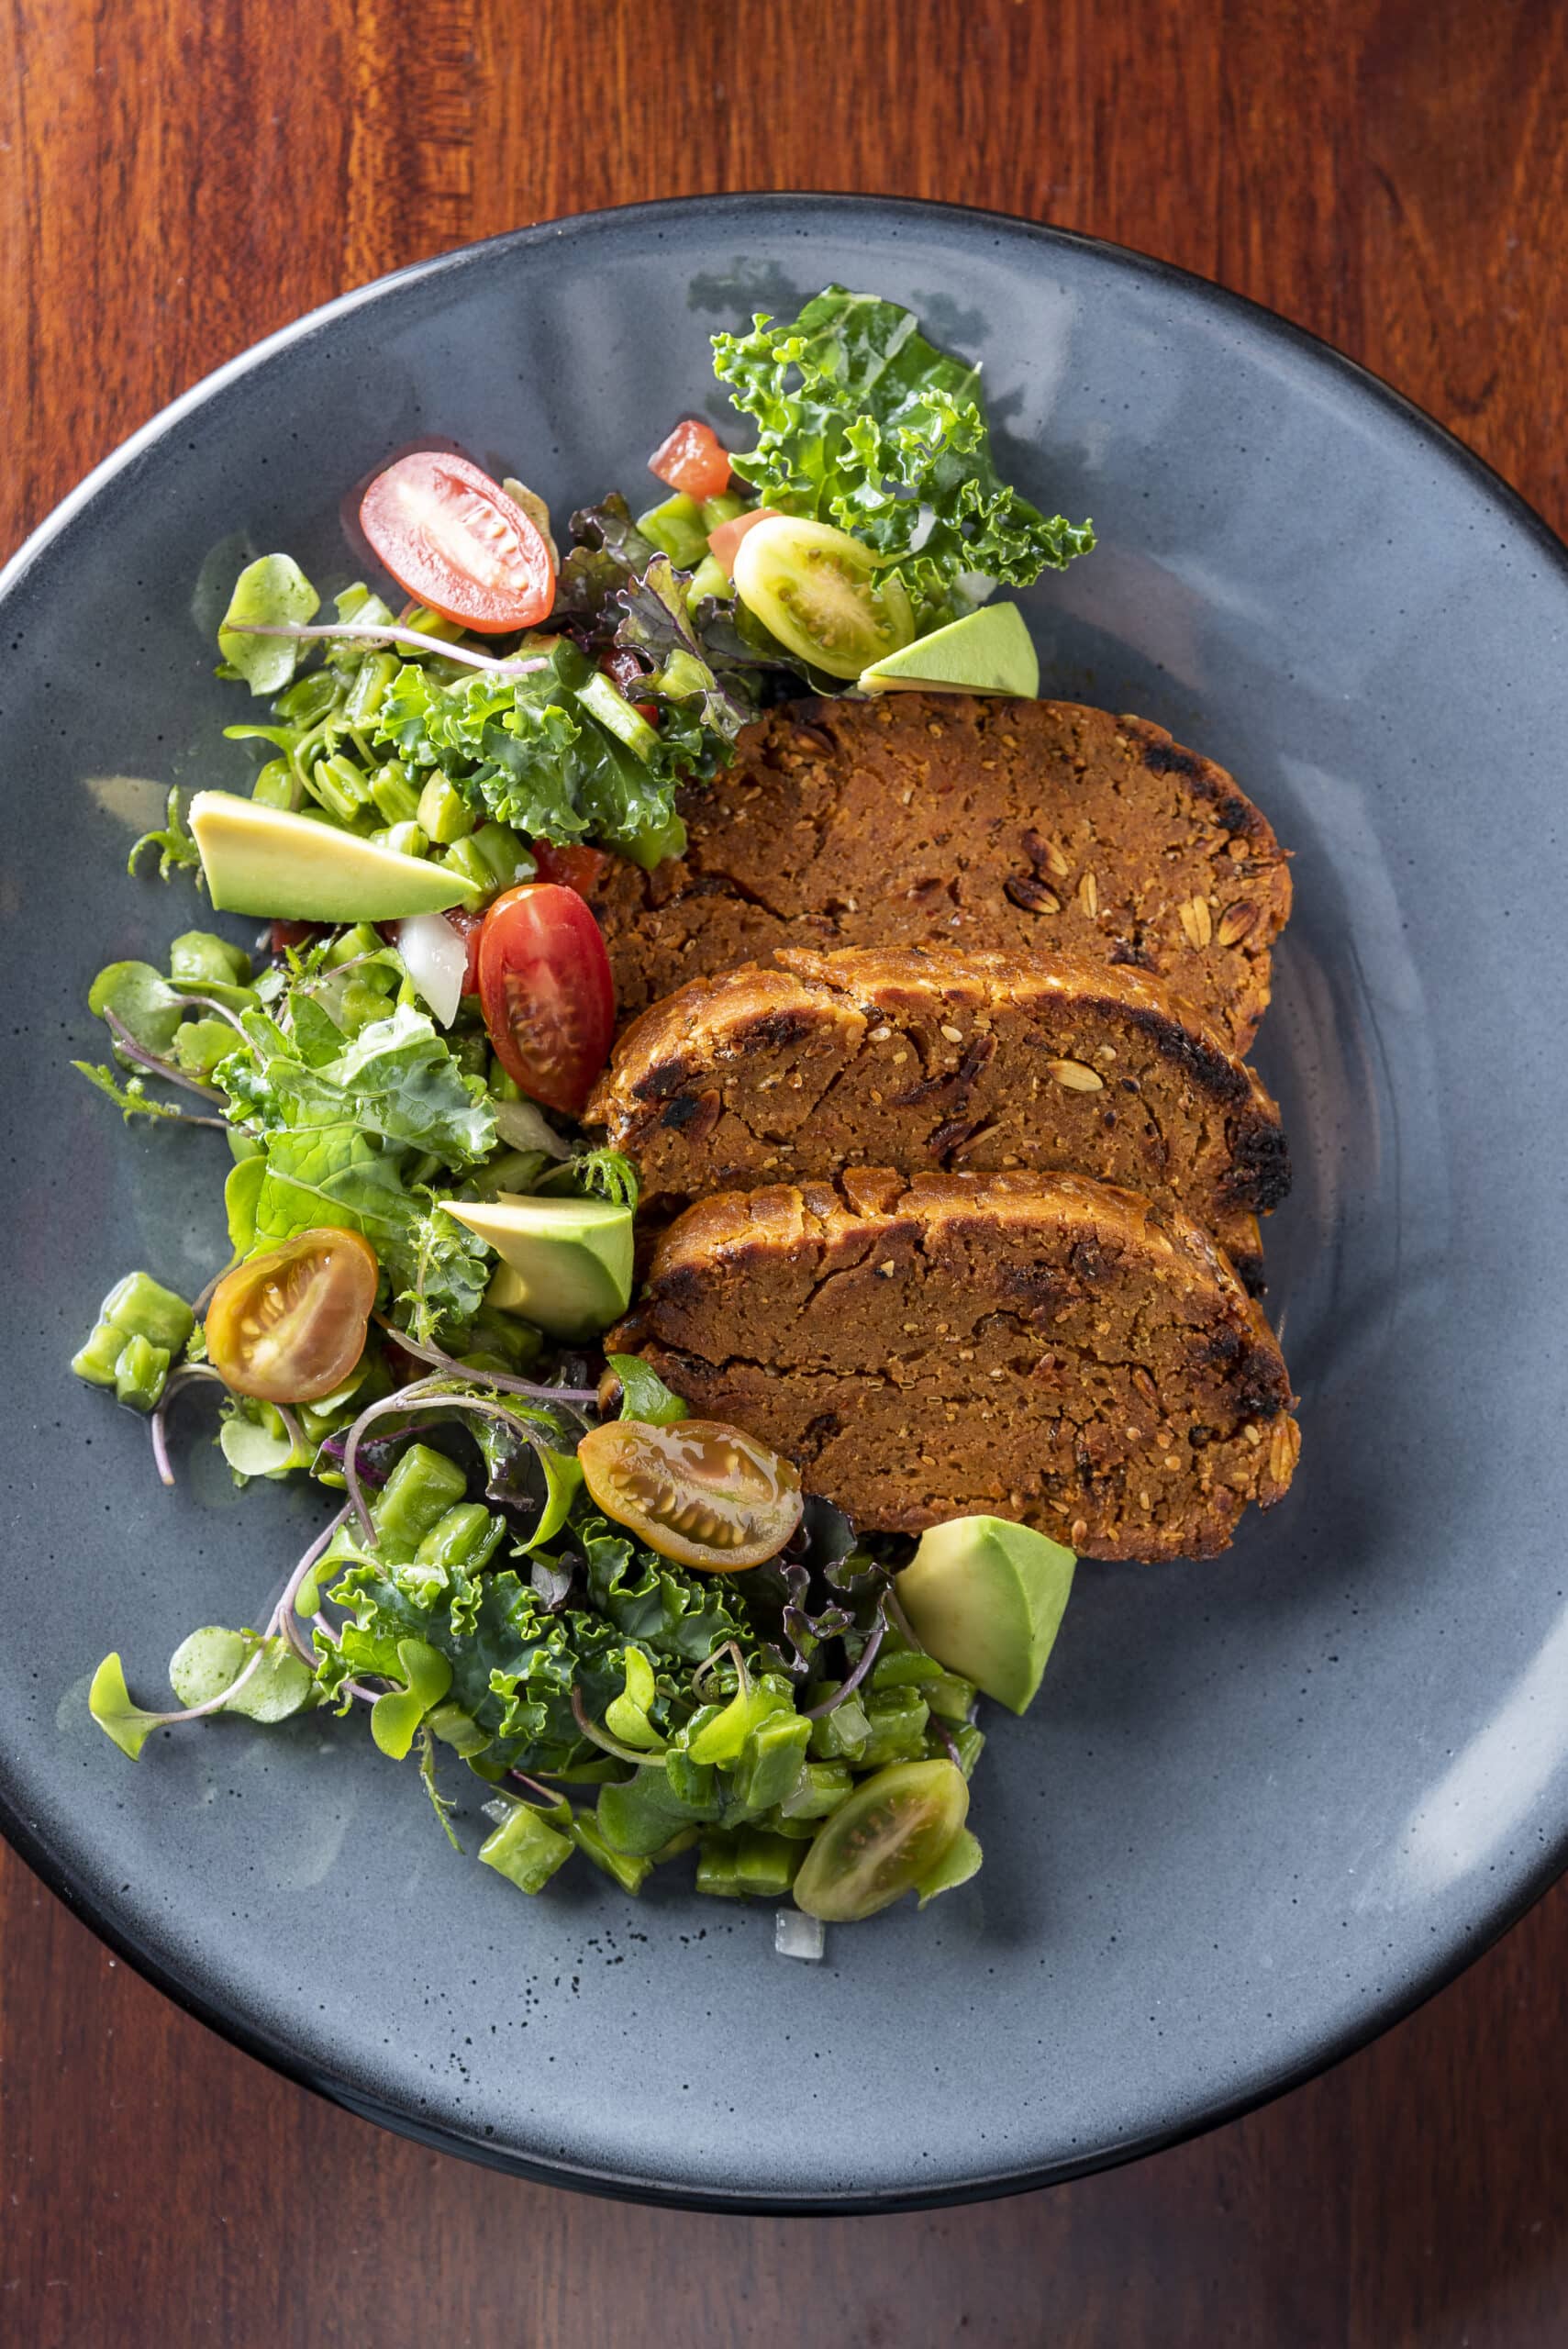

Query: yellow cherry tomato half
<box><xmin>206</xmin><ymin>1227</ymin><xmax>379</xmax><ymax>1403</ymax></box>
<box><xmin>576</xmin><ymin>1416</ymin><xmax>804</xmax><ymax>1571</ymax></box>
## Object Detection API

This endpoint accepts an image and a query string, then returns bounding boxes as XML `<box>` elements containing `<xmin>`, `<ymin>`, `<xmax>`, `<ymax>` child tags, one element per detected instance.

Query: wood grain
<box><xmin>5</xmin><ymin>1</ymin><xmax>1567</xmax><ymax>2341</ymax></box>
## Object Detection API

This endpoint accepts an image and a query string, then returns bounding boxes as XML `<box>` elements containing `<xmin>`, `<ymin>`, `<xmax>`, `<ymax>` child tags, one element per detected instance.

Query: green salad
<box><xmin>73</xmin><ymin>287</ymin><xmax>1092</xmax><ymax>1948</ymax></box>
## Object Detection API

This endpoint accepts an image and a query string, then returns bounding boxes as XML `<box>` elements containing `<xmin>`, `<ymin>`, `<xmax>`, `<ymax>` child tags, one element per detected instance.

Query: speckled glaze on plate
<box><xmin>4</xmin><ymin>195</ymin><xmax>1567</xmax><ymax>2213</ymax></box>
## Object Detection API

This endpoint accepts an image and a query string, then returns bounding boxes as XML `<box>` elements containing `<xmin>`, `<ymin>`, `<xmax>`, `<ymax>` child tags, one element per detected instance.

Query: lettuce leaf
<box><xmin>216</xmin><ymin>999</ymin><xmax>495</xmax><ymax>1341</ymax></box>
<box><xmin>224</xmin><ymin>1002</ymin><xmax>495</xmax><ymax>1162</ymax></box>
<box><xmin>712</xmin><ymin>285</ymin><xmax>1095</xmax><ymax>614</ymax></box>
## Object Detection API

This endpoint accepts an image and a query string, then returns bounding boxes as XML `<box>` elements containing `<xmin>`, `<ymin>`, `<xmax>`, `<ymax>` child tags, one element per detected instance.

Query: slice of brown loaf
<box><xmin>608</xmin><ymin>1169</ymin><xmax>1299</xmax><ymax>1563</ymax></box>
<box><xmin>587</xmin><ymin>695</ymin><xmax>1291</xmax><ymax>1052</ymax></box>
<box><xmin>588</xmin><ymin>944</ymin><xmax>1288</xmax><ymax>1287</ymax></box>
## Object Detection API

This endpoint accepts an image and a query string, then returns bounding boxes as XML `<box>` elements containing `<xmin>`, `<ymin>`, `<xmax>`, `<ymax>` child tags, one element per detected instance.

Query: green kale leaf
<box><xmin>712</xmin><ymin>285</ymin><xmax>1095</xmax><ymax>613</ymax></box>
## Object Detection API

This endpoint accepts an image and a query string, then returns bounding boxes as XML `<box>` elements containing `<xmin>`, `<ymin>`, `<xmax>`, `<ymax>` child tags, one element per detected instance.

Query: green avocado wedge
<box><xmin>894</xmin><ymin>1515</ymin><xmax>1075</xmax><ymax>1714</ymax></box>
<box><xmin>442</xmin><ymin>1193</ymin><xmax>634</xmax><ymax>1342</ymax></box>
<box><xmin>858</xmin><ymin>600</ymin><xmax>1040</xmax><ymax>698</ymax></box>
<box><xmin>189</xmin><ymin>792</ymin><xmax>480</xmax><ymax>922</ymax></box>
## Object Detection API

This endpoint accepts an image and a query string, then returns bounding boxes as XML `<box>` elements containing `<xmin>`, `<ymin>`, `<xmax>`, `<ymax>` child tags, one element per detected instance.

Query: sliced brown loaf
<box><xmin>588</xmin><ymin>943</ymin><xmax>1288</xmax><ymax>1287</ymax></box>
<box><xmin>608</xmin><ymin>1168</ymin><xmax>1299</xmax><ymax>1563</ymax></box>
<box><xmin>586</xmin><ymin>695</ymin><xmax>1292</xmax><ymax>1052</ymax></box>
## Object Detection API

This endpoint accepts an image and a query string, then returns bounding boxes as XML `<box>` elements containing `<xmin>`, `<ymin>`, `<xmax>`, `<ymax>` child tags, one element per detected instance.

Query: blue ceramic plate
<box><xmin>4</xmin><ymin>195</ymin><xmax>1567</xmax><ymax>2212</ymax></box>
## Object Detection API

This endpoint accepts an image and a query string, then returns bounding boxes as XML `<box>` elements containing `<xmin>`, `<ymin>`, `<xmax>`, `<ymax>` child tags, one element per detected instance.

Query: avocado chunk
<box><xmin>859</xmin><ymin>601</ymin><xmax>1040</xmax><ymax>698</ymax></box>
<box><xmin>894</xmin><ymin>1515</ymin><xmax>1074</xmax><ymax>1715</ymax></box>
<box><xmin>443</xmin><ymin>1193</ymin><xmax>633</xmax><ymax>1342</ymax></box>
<box><xmin>189</xmin><ymin>792</ymin><xmax>480</xmax><ymax>922</ymax></box>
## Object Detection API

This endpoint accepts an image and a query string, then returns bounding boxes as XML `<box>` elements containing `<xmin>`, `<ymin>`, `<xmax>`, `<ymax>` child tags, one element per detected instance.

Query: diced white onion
<box><xmin>953</xmin><ymin>570</ymin><xmax>997</xmax><ymax>607</ymax></box>
<box><xmin>492</xmin><ymin>1096</ymin><xmax>573</xmax><ymax>1159</ymax></box>
<box><xmin>395</xmin><ymin>912</ymin><xmax>469</xmax><ymax>1028</ymax></box>
<box><xmin>774</xmin><ymin>1909</ymin><xmax>826</xmax><ymax>1962</ymax></box>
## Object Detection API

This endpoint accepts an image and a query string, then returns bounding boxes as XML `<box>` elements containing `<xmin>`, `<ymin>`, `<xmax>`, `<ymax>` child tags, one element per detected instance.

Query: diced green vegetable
<box><xmin>373</xmin><ymin>1445</ymin><xmax>469</xmax><ymax>1553</ymax></box>
<box><xmin>480</xmin><ymin>1800</ymin><xmax>574</xmax><ymax>1894</ymax></box>
<box><xmin>573</xmin><ymin>1811</ymin><xmax>651</xmax><ymax>1895</ymax></box>
<box><xmin>636</xmin><ymin>491</ymin><xmax>710</xmax><ymax>569</ymax></box>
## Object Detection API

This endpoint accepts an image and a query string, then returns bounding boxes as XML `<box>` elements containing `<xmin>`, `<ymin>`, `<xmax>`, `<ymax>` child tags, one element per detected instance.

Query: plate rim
<box><xmin>6</xmin><ymin>188</ymin><xmax>1568</xmax><ymax>2215</ymax></box>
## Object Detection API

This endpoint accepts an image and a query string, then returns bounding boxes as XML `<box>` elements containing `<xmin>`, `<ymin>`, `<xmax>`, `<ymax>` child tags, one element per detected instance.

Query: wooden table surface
<box><xmin>5</xmin><ymin>2</ymin><xmax>1567</xmax><ymax>2341</ymax></box>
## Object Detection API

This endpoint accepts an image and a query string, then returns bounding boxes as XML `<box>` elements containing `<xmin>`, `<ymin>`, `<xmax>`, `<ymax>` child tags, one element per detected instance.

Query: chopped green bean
<box><xmin>480</xmin><ymin>1800</ymin><xmax>573</xmax><ymax>1894</ymax></box>
<box><xmin>636</xmin><ymin>491</ymin><xmax>709</xmax><ymax>569</ymax></box>
<box><xmin>416</xmin><ymin>774</ymin><xmax>474</xmax><ymax>845</ymax></box>
<box><xmin>572</xmin><ymin>1812</ymin><xmax>651</xmax><ymax>1895</ymax></box>
<box><xmin>113</xmin><ymin>1332</ymin><xmax>170</xmax><ymax>1411</ymax></box>
<box><xmin>373</xmin><ymin>1443</ymin><xmax>469</xmax><ymax>1552</ymax></box>
<box><xmin>369</xmin><ymin>758</ymin><xmax>422</xmax><ymax>826</ymax></box>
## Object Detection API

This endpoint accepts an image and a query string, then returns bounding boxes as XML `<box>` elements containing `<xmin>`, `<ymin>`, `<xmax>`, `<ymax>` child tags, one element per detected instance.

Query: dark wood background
<box><xmin>4</xmin><ymin>2</ymin><xmax>1567</xmax><ymax>2341</ymax></box>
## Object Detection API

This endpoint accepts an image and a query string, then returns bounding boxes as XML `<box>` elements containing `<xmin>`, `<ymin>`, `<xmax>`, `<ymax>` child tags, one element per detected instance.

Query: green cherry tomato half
<box><xmin>792</xmin><ymin>1759</ymin><xmax>970</xmax><ymax>1922</ymax></box>
<box><xmin>730</xmin><ymin>516</ymin><xmax>916</xmax><ymax>680</ymax></box>
<box><xmin>576</xmin><ymin>1416</ymin><xmax>804</xmax><ymax>1571</ymax></box>
<box><xmin>206</xmin><ymin>1227</ymin><xmax>379</xmax><ymax>1404</ymax></box>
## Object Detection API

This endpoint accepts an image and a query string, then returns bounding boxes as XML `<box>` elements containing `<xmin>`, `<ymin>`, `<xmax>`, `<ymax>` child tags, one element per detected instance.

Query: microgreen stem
<box><xmin>693</xmin><ymin>1637</ymin><xmax>751</xmax><ymax>1701</ymax></box>
<box><xmin>372</xmin><ymin>1316</ymin><xmax>599</xmax><ymax>1408</ymax></box>
<box><xmin>225</xmin><ymin>620</ymin><xmax>551</xmax><ymax>681</ymax></box>
<box><xmin>148</xmin><ymin>1364</ymin><xmax>227</xmax><ymax>1488</ymax></box>
<box><xmin>569</xmin><ymin>1685</ymin><xmax>657</xmax><ymax>1767</ymax></box>
<box><xmin>167</xmin><ymin>990</ymin><xmax>252</xmax><ymax>1040</ymax></box>
<box><xmin>104</xmin><ymin>1008</ymin><xmax>225</xmax><ymax>1101</ymax></box>
<box><xmin>508</xmin><ymin>1768</ymin><xmax>563</xmax><ymax>1807</ymax></box>
<box><xmin>269</xmin><ymin>1502</ymin><xmax>352</xmax><ymax>1637</ymax></box>
<box><xmin>803</xmin><ymin>1613</ymin><xmax>885</xmax><ymax>1720</ymax></box>
<box><xmin>339</xmin><ymin>1377</ymin><xmax>581</xmax><ymax>1543</ymax></box>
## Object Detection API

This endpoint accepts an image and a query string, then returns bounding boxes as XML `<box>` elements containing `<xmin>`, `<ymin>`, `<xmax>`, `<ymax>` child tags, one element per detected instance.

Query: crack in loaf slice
<box><xmin>588</xmin><ymin>944</ymin><xmax>1289</xmax><ymax>1288</ymax></box>
<box><xmin>608</xmin><ymin>1169</ymin><xmax>1299</xmax><ymax>1563</ymax></box>
<box><xmin>586</xmin><ymin>695</ymin><xmax>1291</xmax><ymax>1052</ymax></box>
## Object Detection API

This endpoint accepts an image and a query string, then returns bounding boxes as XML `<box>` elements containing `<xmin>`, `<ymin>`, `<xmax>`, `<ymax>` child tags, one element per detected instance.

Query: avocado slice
<box><xmin>894</xmin><ymin>1515</ymin><xmax>1074</xmax><ymax>1715</ymax></box>
<box><xmin>859</xmin><ymin>601</ymin><xmax>1040</xmax><ymax>698</ymax></box>
<box><xmin>189</xmin><ymin>792</ymin><xmax>480</xmax><ymax>923</ymax></box>
<box><xmin>443</xmin><ymin>1193</ymin><xmax>633</xmax><ymax>1342</ymax></box>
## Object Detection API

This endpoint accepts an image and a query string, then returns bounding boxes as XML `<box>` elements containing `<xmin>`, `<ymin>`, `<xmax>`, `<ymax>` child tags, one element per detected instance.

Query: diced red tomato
<box><xmin>706</xmin><ymin>506</ymin><xmax>784</xmax><ymax>580</ymax></box>
<box><xmin>270</xmin><ymin>919</ymin><xmax>321</xmax><ymax>954</ymax></box>
<box><xmin>531</xmin><ymin>841</ymin><xmax>612</xmax><ymax>900</ymax></box>
<box><xmin>476</xmin><ymin>883</ymin><xmax>616</xmax><ymax>1116</ymax></box>
<box><xmin>648</xmin><ymin>418</ymin><xmax>731</xmax><ymax>501</ymax></box>
<box><xmin>359</xmin><ymin>451</ymin><xmax>556</xmax><ymax>635</ymax></box>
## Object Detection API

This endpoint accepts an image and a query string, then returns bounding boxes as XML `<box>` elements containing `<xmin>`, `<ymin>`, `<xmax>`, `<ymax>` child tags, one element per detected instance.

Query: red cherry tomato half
<box><xmin>648</xmin><ymin>418</ymin><xmax>731</xmax><ymax>501</ymax></box>
<box><xmin>706</xmin><ymin>506</ymin><xmax>784</xmax><ymax>580</ymax></box>
<box><xmin>206</xmin><ymin>1228</ymin><xmax>379</xmax><ymax>1404</ymax></box>
<box><xmin>270</xmin><ymin>918</ymin><xmax>322</xmax><ymax>954</ymax></box>
<box><xmin>530</xmin><ymin>841</ymin><xmax>612</xmax><ymax>900</ymax></box>
<box><xmin>359</xmin><ymin>451</ymin><xmax>556</xmax><ymax>635</ymax></box>
<box><xmin>476</xmin><ymin>883</ymin><xmax>616</xmax><ymax>1116</ymax></box>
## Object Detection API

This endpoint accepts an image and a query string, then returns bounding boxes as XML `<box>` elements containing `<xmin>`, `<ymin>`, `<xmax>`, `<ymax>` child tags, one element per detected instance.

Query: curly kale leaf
<box><xmin>373</xmin><ymin>640</ymin><xmax>707</xmax><ymax>865</ymax></box>
<box><xmin>712</xmin><ymin>285</ymin><xmax>1095</xmax><ymax>612</ymax></box>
